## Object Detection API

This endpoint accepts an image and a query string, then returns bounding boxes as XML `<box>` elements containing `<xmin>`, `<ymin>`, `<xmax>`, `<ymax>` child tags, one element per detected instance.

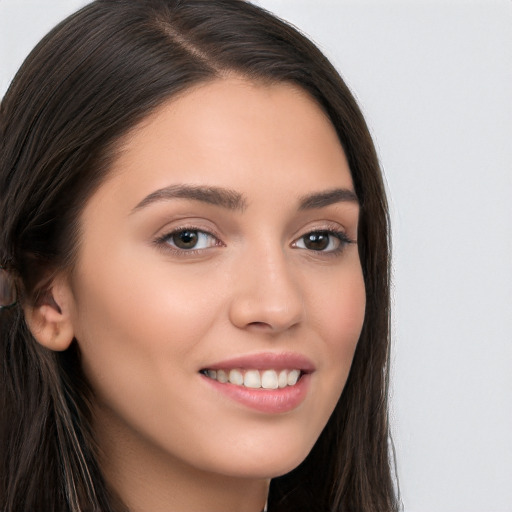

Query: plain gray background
<box><xmin>1</xmin><ymin>1</ymin><xmax>511</xmax><ymax>511</ymax></box>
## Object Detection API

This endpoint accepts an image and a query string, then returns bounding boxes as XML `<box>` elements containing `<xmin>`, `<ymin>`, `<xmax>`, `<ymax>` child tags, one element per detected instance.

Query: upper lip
<box><xmin>201</xmin><ymin>351</ymin><xmax>316</xmax><ymax>373</ymax></box>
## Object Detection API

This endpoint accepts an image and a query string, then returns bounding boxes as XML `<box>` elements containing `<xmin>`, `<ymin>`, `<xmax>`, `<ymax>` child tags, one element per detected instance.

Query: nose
<box><xmin>228</xmin><ymin>245</ymin><xmax>304</xmax><ymax>334</ymax></box>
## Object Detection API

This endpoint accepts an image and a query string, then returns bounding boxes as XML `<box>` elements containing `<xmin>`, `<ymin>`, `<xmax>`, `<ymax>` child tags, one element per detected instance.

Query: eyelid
<box><xmin>292</xmin><ymin>220</ymin><xmax>354</xmax><ymax>240</ymax></box>
<box><xmin>292</xmin><ymin>230</ymin><xmax>352</xmax><ymax>248</ymax></box>
<box><xmin>153</xmin><ymin>224</ymin><xmax>224</xmax><ymax>256</ymax></box>
<box><xmin>291</xmin><ymin>222</ymin><xmax>356</xmax><ymax>254</ymax></box>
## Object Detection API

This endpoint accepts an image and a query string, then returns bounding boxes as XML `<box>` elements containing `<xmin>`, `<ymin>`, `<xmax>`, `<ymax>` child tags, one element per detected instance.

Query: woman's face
<box><xmin>65</xmin><ymin>77</ymin><xmax>365</xmax><ymax>483</ymax></box>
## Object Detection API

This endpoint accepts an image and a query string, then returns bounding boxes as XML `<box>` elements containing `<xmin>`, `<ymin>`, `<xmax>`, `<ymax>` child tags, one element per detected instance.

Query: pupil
<box><xmin>305</xmin><ymin>232</ymin><xmax>329</xmax><ymax>251</ymax></box>
<box><xmin>173</xmin><ymin>230</ymin><xmax>198</xmax><ymax>249</ymax></box>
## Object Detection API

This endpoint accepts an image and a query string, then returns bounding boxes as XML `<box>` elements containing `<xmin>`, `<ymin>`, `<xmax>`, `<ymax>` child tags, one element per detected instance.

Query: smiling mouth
<box><xmin>200</xmin><ymin>368</ymin><xmax>305</xmax><ymax>389</ymax></box>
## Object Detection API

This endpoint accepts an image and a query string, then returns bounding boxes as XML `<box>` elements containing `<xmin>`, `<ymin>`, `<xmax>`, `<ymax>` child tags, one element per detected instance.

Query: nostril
<box><xmin>248</xmin><ymin>321</ymin><xmax>271</xmax><ymax>328</ymax></box>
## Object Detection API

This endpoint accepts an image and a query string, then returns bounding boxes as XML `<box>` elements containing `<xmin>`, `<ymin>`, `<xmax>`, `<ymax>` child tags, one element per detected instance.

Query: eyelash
<box><xmin>154</xmin><ymin>225</ymin><xmax>223</xmax><ymax>257</ymax></box>
<box><xmin>292</xmin><ymin>229</ymin><xmax>355</xmax><ymax>257</ymax></box>
<box><xmin>154</xmin><ymin>225</ymin><xmax>355</xmax><ymax>257</ymax></box>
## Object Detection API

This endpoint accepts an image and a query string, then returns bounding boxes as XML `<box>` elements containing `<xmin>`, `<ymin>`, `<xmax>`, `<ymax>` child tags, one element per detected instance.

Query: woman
<box><xmin>0</xmin><ymin>1</ymin><xmax>397</xmax><ymax>511</ymax></box>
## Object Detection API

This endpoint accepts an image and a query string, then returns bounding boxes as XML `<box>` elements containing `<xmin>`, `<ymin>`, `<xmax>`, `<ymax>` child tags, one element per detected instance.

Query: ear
<box><xmin>24</xmin><ymin>274</ymin><xmax>75</xmax><ymax>352</ymax></box>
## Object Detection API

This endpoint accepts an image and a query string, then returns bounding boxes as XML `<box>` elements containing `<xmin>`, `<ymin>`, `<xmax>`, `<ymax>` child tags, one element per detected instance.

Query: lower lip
<box><xmin>201</xmin><ymin>373</ymin><xmax>311</xmax><ymax>414</ymax></box>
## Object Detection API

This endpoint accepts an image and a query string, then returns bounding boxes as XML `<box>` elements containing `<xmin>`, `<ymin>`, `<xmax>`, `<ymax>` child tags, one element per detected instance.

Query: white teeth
<box><xmin>244</xmin><ymin>370</ymin><xmax>261</xmax><ymax>388</ymax></box>
<box><xmin>204</xmin><ymin>368</ymin><xmax>302</xmax><ymax>388</ymax></box>
<box><xmin>278</xmin><ymin>370</ymin><xmax>288</xmax><ymax>388</ymax></box>
<box><xmin>287</xmin><ymin>369</ymin><xmax>300</xmax><ymax>386</ymax></box>
<box><xmin>261</xmin><ymin>370</ymin><xmax>279</xmax><ymax>389</ymax></box>
<box><xmin>216</xmin><ymin>369</ymin><xmax>228</xmax><ymax>383</ymax></box>
<box><xmin>229</xmin><ymin>369</ymin><xmax>244</xmax><ymax>386</ymax></box>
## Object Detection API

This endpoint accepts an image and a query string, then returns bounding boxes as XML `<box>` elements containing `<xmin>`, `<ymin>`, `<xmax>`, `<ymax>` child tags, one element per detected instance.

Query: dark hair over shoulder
<box><xmin>0</xmin><ymin>1</ymin><xmax>397</xmax><ymax>510</ymax></box>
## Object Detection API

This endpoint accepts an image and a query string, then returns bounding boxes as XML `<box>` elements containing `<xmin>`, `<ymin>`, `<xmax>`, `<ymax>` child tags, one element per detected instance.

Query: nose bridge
<box><xmin>229</xmin><ymin>236</ymin><xmax>304</xmax><ymax>332</ymax></box>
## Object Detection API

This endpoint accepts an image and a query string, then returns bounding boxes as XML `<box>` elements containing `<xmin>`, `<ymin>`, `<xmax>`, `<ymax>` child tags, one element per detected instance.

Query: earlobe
<box><xmin>24</xmin><ymin>276</ymin><xmax>75</xmax><ymax>352</ymax></box>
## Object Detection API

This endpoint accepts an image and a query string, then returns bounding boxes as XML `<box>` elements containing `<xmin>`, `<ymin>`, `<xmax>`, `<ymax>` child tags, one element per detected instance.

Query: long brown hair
<box><xmin>0</xmin><ymin>1</ymin><xmax>397</xmax><ymax>510</ymax></box>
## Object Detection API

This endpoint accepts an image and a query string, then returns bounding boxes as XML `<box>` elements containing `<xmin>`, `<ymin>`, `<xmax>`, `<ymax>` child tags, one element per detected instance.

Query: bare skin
<box><xmin>29</xmin><ymin>77</ymin><xmax>365</xmax><ymax>511</ymax></box>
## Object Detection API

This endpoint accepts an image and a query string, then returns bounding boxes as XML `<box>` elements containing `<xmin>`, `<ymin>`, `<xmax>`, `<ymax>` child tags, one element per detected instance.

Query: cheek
<box><xmin>328</xmin><ymin>272</ymin><xmax>366</xmax><ymax>354</ymax></box>
<box><xmin>306</xmin><ymin>261</ymin><xmax>366</xmax><ymax>407</ymax></box>
<box><xmin>69</xmin><ymin>248</ymin><xmax>222</xmax><ymax>410</ymax></box>
<box><xmin>310</xmin><ymin>260</ymin><xmax>366</xmax><ymax>355</ymax></box>
<box><xmin>70</xmin><ymin>263</ymin><xmax>229</xmax><ymax>466</ymax></box>
<box><xmin>73</xmin><ymin>231</ymin><xmax>218</xmax><ymax>335</ymax></box>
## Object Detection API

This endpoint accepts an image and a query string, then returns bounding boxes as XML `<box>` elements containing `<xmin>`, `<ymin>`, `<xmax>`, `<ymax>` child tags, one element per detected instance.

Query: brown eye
<box><xmin>172</xmin><ymin>230</ymin><xmax>199</xmax><ymax>249</ymax></box>
<box><xmin>303</xmin><ymin>232</ymin><xmax>331</xmax><ymax>251</ymax></box>
<box><xmin>158</xmin><ymin>228</ymin><xmax>220</xmax><ymax>252</ymax></box>
<box><xmin>293</xmin><ymin>230</ymin><xmax>352</xmax><ymax>254</ymax></box>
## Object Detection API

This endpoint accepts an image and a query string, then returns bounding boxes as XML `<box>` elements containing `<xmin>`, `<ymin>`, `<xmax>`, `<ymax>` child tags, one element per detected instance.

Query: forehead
<box><xmin>95</xmin><ymin>77</ymin><xmax>354</xmax><ymax>208</ymax></box>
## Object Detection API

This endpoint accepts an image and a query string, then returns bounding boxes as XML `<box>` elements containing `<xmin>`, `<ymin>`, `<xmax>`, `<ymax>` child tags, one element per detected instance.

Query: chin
<box><xmin>199</xmin><ymin>435</ymin><xmax>317</xmax><ymax>480</ymax></box>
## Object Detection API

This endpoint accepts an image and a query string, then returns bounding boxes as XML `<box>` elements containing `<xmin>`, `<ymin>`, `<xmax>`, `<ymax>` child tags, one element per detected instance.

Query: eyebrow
<box><xmin>132</xmin><ymin>184</ymin><xmax>247</xmax><ymax>212</ymax></box>
<box><xmin>132</xmin><ymin>184</ymin><xmax>358</xmax><ymax>214</ymax></box>
<box><xmin>298</xmin><ymin>188</ymin><xmax>359</xmax><ymax>210</ymax></box>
